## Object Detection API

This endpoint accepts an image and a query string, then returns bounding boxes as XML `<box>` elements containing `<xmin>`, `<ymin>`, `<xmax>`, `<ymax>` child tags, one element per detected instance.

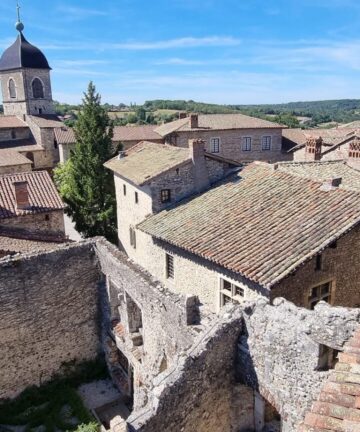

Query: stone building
<box><xmin>0</xmin><ymin>16</ymin><xmax>64</xmax><ymax>170</ymax></box>
<box><xmin>284</xmin><ymin>128</ymin><xmax>360</xmax><ymax>169</ymax></box>
<box><xmin>0</xmin><ymin>149</ymin><xmax>32</xmax><ymax>174</ymax></box>
<box><xmin>154</xmin><ymin>113</ymin><xmax>289</xmax><ymax>163</ymax></box>
<box><xmin>0</xmin><ymin>170</ymin><xmax>66</xmax><ymax>245</ymax></box>
<box><xmin>106</xmin><ymin>143</ymin><xmax>360</xmax><ymax>312</ymax></box>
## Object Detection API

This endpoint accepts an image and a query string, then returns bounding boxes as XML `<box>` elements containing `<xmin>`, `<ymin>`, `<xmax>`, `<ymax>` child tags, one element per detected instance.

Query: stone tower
<box><xmin>0</xmin><ymin>6</ymin><xmax>55</xmax><ymax>117</ymax></box>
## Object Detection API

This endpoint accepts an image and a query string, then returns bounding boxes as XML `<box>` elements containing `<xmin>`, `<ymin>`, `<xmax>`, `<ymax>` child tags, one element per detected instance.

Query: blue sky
<box><xmin>0</xmin><ymin>0</ymin><xmax>359</xmax><ymax>105</ymax></box>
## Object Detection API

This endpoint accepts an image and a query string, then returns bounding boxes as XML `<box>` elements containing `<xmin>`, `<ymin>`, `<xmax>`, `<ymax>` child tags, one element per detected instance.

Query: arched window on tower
<box><xmin>32</xmin><ymin>78</ymin><xmax>44</xmax><ymax>99</ymax></box>
<box><xmin>8</xmin><ymin>79</ymin><xmax>16</xmax><ymax>99</ymax></box>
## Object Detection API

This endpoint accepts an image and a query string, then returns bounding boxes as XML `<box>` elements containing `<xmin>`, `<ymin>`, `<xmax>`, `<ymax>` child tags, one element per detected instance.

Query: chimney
<box><xmin>189</xmin><ymin>139</ymin><xmax>210</xmax><ymax>193</ymax></box>
<box><xmin>190</xmin><ymin>113</ymin><xmax>199</xmax><ymax>129</ymax></box>
<box><xmin>349</xmin><ymin>137</ymin><xmax>360</xmax><ymax>159</ymax></box>
<box><xmin>13</xmin><ymin>181</ymin><xmax>30</xmax><ymax>210</ymax></box>
<box><xmin>320</xmin><ymin>177</ymin><xmax>342</xmax><ymax>192</ymax></box>
<box><xmin>305</xmin><ymin>136</ymin><xmax>322</xmax><ymax>161</ymax></box>
<box><xmin>179</xmin><ymin>112</ymin><xmax>187</xmax><ymax>119</ymax></box>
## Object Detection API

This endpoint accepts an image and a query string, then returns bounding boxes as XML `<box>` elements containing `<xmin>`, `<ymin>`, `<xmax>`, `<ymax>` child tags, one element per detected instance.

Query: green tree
<box><xmin>54</xmin><ymin>82</ymin><xmax>117</xmax><ymax>242</ymax></box>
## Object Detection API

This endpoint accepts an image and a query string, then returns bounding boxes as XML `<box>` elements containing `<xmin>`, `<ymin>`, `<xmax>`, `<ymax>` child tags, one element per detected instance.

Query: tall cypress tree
<box><xmin>55</xmin><ymin>82</ymin><xmax>117</xmax><ymax>242</ymax></box>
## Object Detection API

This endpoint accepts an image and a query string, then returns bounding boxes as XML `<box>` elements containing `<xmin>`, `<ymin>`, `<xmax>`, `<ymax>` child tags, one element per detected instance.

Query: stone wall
<box><xmin>0</xmin><ymin>127</ymin><xmax>31</xmax><ymax>142</ymax></box>
<box><xmin>0</xmin><ymin>210</ymin><xmax>65</xmax><ymax>237</ymax></box>
<box><xmin>166</xmin><ymin>128</ymin><xmax>284</xmax><ymax>163</ymax></box>
<box><xmin>238</xmin><ymin>298</ymin><xmax>360</xmax><ymax>430</ymax></box>
<box><xmin>127</xmin><ymin>308</ymin><xmax>244</xmax><ymax>432</ymax></box>
<box><xmin>0</xmin><ymin>162</ymin><xmax>32</xmax><ymax>174</ymax></box>
<box><xmin>271</xmin><ymin>225</ymin><xmax>360</xmax><ymax>308</ymax></box>
<box><xmin>0</xmin><ymin>241</ymin><xmax>101</xmax><ymax>399</ymax></box>
<box><xmin>93</xmin><ymin>239</ymin><xmax>198</xmax><ymax>410</ymax></box>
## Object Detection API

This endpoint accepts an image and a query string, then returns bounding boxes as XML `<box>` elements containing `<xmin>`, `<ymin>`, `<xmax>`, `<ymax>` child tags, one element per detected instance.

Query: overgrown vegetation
<box><xmin>54</xmin><ymin>82</ymin><xmax>118</xmax><ymax>243</ymax></box>
<box><xmin>0</xmin><ymin>358</ymin><xmax>108</xmax><ymax>432</ymax></box>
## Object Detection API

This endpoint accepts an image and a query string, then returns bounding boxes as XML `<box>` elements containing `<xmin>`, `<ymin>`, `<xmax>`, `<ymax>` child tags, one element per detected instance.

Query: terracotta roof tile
<box><xmin>105</xmin><ymin>141</ymin><xmax>190</xmax><ymax>185</ymax></box>
<box><xmin>0</xmin><ymin>235</ymin><xmax>65</xmax><ymax>257</ymax></box>
<box><xmin>54</xmin><ymin>126</ymin><xmax>75</xmax><ymax>144</ymax></box>
<box><xmin>113</xmin><ymin>125</ymin><xmax>163</xmax><ymax>142</ymax></box>
<box><xmin>28</xmin><ymin>115</ymin><xmax>63</xmax><ymax>128</ymax></box>
<box><xmin>299</xmin><ymin>327</ymin><xmax>360</xmax><ymax>432</ymax></box>
<box><xmin>138</xmin><ymin>163</ymin><xmax>360</xmax><ymax>288</ymax></box>
<box><xmin>0</xmin><ymin>139</ymin><xmax>43</xmax><ymax>152</ymax></box>
<box><xmin>155</xmin><ymin>114</ymin><xmax>283</xmax><ymax>137</ymax></box>
<box><xmin>277</xmin><ymin>161</ymin><xmax>360</xmax><ymax>192</ymax></box>
<box><xmin>0</xmin><ymin>171</ymin><xmax>64</xmax><ymax>219</ymax></box>
<box><xmin>0</xmin><ymin>116</ymin><xmax>28</xmax><ymax>129</ymax></box>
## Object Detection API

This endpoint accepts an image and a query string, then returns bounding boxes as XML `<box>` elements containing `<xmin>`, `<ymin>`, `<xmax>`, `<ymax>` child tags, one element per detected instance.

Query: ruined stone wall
<box><xmin>0</xmin><ymin>211</ymin><xmax>65</xmax><ymax>237</ymax></box>
<box><xmin>93</xmin><ymin>239</ymin><xmax>197</xmax><ymax>410</ymax></box>
<box><xmin>127</xmin><ymin>309</ymin><xmax>244</xmax><ymax>432</ymax></box>
<box><xmin>167</xmin><ymin>128</ymin><xmax>284</xmax><ymax>163</ymax></box>
<box><xmin>271</xmin><ymin>226</ymin><xmax>360</xmax><ymax>308</ymax></box>
<box><xmin>0</xmin><ymin>241</ymin><xmax>101</xmax><ymax>399</ymax></box>
<box><xmin>238</xmin><ymin>298</ymin><xmax>360</xmax><ymax>430</ymax></box>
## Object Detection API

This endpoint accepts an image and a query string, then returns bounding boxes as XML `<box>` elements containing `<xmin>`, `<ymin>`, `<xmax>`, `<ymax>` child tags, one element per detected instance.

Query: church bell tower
<box><xmin>0</xmin><ymin>3</ymin><xmax>55</xmax><ymax>116</ymax></box>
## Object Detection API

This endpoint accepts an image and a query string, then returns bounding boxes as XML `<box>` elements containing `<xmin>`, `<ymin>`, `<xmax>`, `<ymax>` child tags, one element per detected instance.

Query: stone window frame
<box><xmin>8</xmin><ymin>78</ymin><xmax>17</xmax><ymax>99</ymax></box>
<box><xmin>219</xmin><ymin>276</ymin><xmax>246</xmax><ymax>309</ymax></box>
<box><xmin>306</xmin><ymin>278</ymin><xmax>335</xmax><ymax>310</ymax></box>
<box><xmin>31</xmin><ymin>77</ymin><xmax>45</xmax><ymax>99</ymax></box>
<box><xmin>242</xmin><ymin>136</ymin><xmax>252</xmax><ymax>152</ymax></box>
<box><xmin>210</xmin><ymin>137</ymin><xmax>221</xmax><ymax>154</ymax></box>
<box><xmin>261</xmin><ymin>135</ymin><xmax>272</xmax><ymax>151</ymax></box>
<box><xmin>165</xmin><ymin>253</ymin><xmax>174</xmax><ymax>280</ymax></box>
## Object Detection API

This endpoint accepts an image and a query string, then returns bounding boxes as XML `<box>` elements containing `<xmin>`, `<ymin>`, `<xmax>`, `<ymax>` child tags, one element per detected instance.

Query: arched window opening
<box><xmin>32</xmin><ymin>78</ymin><xmax>44</xmax><ymax>99</ymax></box>
<box><xmin>9</xmin><ymin>79</ymin><xmax>16</xmax><ymax>99</ymax></box>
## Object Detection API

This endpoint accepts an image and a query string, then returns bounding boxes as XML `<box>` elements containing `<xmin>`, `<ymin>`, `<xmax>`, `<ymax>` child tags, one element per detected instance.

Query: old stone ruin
<box><xmin>0</xmin><ymin>238</ymin><xmax>359</xmax><ymax>432</ymax></box>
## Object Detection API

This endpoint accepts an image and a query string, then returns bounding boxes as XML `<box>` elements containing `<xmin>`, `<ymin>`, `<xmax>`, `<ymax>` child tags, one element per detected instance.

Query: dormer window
<box><xmin>32</xmin><ymin>78</ymin><xmax>44</xmax><ymax>99</ymax></box>
<box><xmin>8</xmin><ymin>79</ymin><xmax>16</xmax><ymax>99</ymax></box>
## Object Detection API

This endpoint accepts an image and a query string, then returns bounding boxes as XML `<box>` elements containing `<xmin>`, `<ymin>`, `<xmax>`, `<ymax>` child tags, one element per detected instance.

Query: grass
<box><xmin>0</xmin><ymin>358</ymin><xmax>108</xmax><ymax>432</ymax></box>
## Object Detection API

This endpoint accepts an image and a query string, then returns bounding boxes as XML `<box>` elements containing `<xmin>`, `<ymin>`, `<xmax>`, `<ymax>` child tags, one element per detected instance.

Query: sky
<box><xmin>0</xmin><ymin>0</ymin><xmax>359</xmax><ymax>105</ymax></box>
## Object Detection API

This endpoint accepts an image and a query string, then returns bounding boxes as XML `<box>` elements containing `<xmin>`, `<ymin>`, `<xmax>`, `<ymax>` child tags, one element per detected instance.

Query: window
<box><xmin>317</xmin><ymin>345</ymin><xmax>339</xmax><ymax>371</ymax></box>
<box><xmin>220</xmin><ymin>278</ymin><xmax>245</xmax><ymax>307</ymax></box>
<box><xmin>210</xmin><ymin>137</ymin><xmax>220</xmax><ymax>153</ymax></box>
<box><xmin>308</xmin><ymin>281</ymin><xmax>332</xmax><ymax>310</ymax></box>
<box><xmin>8</xmin><ymin>79</ymin><xmax>16</xmax><ymax>99</ymax></box>
<box><xmin>44</xmin><ymin>214</ymin><xmax>50</xmax><ymax>221</ymax></box>
<box><xmin>135</xmin><ymin>191</ymin><xmax>139</xmax><ymax>204</ymax></box>
<box><xmin>32</xmin><ymin>78</ymin><xmax>44</xmax><ymax>99</ymax></box>
<box><xmin>161</xmin><ymin>189</ymin><xmax>171</xmax><ymax>203</ymax></box>
<box><xmin>262</xmin><ymin>136</ymin><xmax>272</xmax><ymax>151</ymax></box>
<box><xmin>11</xmin><ymin>130</ymin><xmax>16</xmax><ymax>140</ymax></box>
<box><xmin>123</xmin><ymin>184</ymin><xmax>127</xmax><ymax>196</ymax></box>
<box><xmin>129</xmin><ymin>227</ymin><xmax>136</xmax><ymax>249</ymax></box>
<box><xmin>166</xmin><ymin>254</ymin><xmax>174</xmax><ymax>279</ymax></box>
<box><xmin>315</xmin><ymin>254</ymin><xmax>323</xmax><ymax>271</ymax></box>
<box><xmin>242</xmin><ymin>137</ymin><xmax>252</xmax><ymax>151</ymax></box>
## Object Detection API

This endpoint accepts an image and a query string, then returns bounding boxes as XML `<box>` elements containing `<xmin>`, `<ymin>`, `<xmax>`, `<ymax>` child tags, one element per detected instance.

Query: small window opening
<box><xmin>176</xmin><ymin>168</ymin><xmax>180</xmax><ymax>175</ymax></box>
<box><xmin>220</xmin><ymin>278</ymin><xmax>246</xmax><ymax>307</ymax></box>
<box><xmin>317</xmin><ymin>345</ymin><xmax>339</xmax><ymax>371</ymax></box>
<box><xmin>123</xmin><ymin>184</ymin><xmax>126</xmax><ymax>196</ymax></box>
<box><xmin>210</xmin><ymin>137</ymin><xmax>220</xmax><ymax>153</ymax></box>
<box><xmin>315</xmin><ymin>254</ymin><xmax>323</xmax><ymax>271</ymax></box>
<box><xmin>11</xmin><ymin>130</ymin><xmax>16</xmax><ymax>140</ymax></box>
<box><xmin>44</xmin><ymin>214</ymin><xmax>50</xmax><ymax>221</ymax></box>
<box><xmin>135</xmin><ymin>191</ymin><xmax>138</xmax><ymax>204</ymax></box>
<box><xmin>166</xmin><ymin>253</ymin><xmax>174</xmax><ymax>279</ymax></box>
<box><xmin>308</xmin><ymin>282</ymin><xmax>332</xmax><ymax>310</ymax></box>
<box><xmin>129</xmin><ymin>227</ymin><xmax>136</xmax><ymax>249</ymax></box>
<box><xmin>9</xmin><ymin>79</ymin><xmax>16</xmax><ymax>99</ymax></box>
<box><xmin>329</xmin><ymin>241</ymin><xmax>337</xmax><ymax>249</ymax></box>
<box><xmin>161</xmin><ymin>189</ymin><xmax>171</xmax><ymax>203</ymax></box>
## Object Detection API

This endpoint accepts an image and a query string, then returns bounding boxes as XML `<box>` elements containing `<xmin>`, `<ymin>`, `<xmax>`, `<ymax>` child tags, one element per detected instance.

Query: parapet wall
<box><xmin>0</xmin><ymin>241</ymin><xmax>101</xmax><ymax>400</ymax></box>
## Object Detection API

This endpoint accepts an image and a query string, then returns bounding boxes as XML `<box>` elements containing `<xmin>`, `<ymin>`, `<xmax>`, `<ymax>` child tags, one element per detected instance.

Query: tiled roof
<box><xmin>0</xmin><ymin>235</ymin><xmax>65</xmax><ymax>257</ymax></box>
<box><xmin>0</xmin><ymin>139</ymin><xmax>43</xmax><ymax>152</ymax></box>
<box><xmin>299</xmin><ymin>326</ymin><xmax>360</xmax><ymax>432</ymax></box>
<box><xmin>155</xmin><ymin>114</ymin><xmax>283</xmax><ymax>137</ymax></box>
<box><xmin>0</xmin><ymin>149</ymin><xmax>32</xmax><ymax>167</ymax></box>
<box><xmin>0</xmin><ymin>116</ymin><xmax>28</xmax><ymax>129</ymax></box>
<box><xmin>54</xmin><ymin>126</ymin><xmax>75</xmax><ymax>144</ymax></box>
<box><xmin>0</xmin><ymin>171</ymin><xmax>65</xmax><ymax>219</ymax></box>
<box><xmin>113</xmin><ymin>125</ymin><xmax>163</xmax><ymax>142</ymax></box>
<box><xmin>286</xmin><ymin>128</ymin><xmax>358</xmax><ymax>152</ymax></box>
<box><xmin>28</xmin><ymin>115</ymin><xmax>63</xmax><ymax>128</ymax></box>
<box><xmin>138</xmin><ymin>163</ymin><xmax>360</xmax><ymax>288</ymax></box>
<box><xmin>104</xmin><ymin>141</ymin><xmax>190</xmax><ymax>185</ymax></box>
<box><xmin>338</xmin><ymin>121</ymin><xmax>360</xmax><ymax>129</ymax></box>
<box><xmin>277</xmin><ymin>161</ymin><xmax>360</xmax><ymax>192</ymax></box>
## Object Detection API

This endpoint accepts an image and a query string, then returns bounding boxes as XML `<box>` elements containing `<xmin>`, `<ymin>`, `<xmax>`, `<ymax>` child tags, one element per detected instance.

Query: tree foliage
<box><xmin>54</xmin><ymin>82</ymin><xmax>117</xmax><ymax>243</ymax></box>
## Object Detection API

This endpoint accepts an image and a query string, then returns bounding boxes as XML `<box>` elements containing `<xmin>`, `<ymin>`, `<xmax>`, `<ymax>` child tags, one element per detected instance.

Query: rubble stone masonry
<box><xmin>0</xmin><ymin>242</ymin><xmax>101</xmax><ymax>399</ymax></box>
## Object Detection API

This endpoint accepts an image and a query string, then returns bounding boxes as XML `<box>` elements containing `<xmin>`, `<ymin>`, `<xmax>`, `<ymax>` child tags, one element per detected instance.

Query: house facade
<box><xmin>154</xmin><ymin>113</ymin><xmax>288</xmax><ymax>163</ymax></box>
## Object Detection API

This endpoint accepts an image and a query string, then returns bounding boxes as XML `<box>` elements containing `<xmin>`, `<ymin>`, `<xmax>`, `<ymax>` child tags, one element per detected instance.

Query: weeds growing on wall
<box><xmin>0</xmin><ymin>357</ymin><xmax>108</xmax><ymax>432</ymax></box>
